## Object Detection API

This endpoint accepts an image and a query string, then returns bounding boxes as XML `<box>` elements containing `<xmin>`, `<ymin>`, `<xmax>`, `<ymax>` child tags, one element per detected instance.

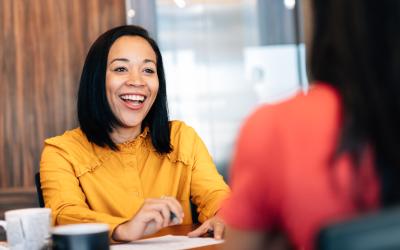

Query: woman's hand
<box><xmin>187</xmin><ymin>216</ymin><xmax>225</xmax><ymax>240</ymax></box>
<box><xmin>112</xmin><ymin>196</ymin><xmax>184</xmax><ymax>242</ymax></box>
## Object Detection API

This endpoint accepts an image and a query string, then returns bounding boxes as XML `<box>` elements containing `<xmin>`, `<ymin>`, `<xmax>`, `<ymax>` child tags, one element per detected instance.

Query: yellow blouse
<box><xmin>40</xmin><ymin>121</ymin><xmax>230</xmax><ymax>237</ymax></box>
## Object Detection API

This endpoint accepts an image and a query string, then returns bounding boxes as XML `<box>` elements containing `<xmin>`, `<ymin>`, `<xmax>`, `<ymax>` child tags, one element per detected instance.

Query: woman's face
<box><xmin>106</xmin><ymin>35</ymin><xmax>159</xmax><ymax>134</ymax></box>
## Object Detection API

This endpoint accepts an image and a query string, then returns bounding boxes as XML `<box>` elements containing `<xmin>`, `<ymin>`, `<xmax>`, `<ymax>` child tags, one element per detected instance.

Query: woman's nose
<box><xmin>126</xmin><ymin>80</ymin><xmax>144</xmax><ymax>86</ymax></box>
<box><xmin>126</xmin><ymin>72</ymin><xmax>144</xmax><ymax>86</ymax></box>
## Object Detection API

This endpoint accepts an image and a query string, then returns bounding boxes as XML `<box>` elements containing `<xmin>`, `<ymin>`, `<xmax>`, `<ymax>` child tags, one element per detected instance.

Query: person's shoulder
<box><xmin>293</xmin><ymin>82</ymin><xmax>340</xmax><ymax>113</ymax></box>
<box><xmin>249</xmin><ymin>83</ymin><xmax>340</xmax><ymax>124</ymax></box>
<box><xmin>44</xmin><ymin>127</ymin><xmax>93</xmax><ymax>154</ymax></box>
<box><xmin>169</xmin><ymin>120</ymin><xmax>197</xmax><ymax>138</ymax></box>
<box><xmin>42</xmin><ymin>128</ymin><xmax>112</xmax><ymax>173</ymax></box>
<box><xmin>239</xmin><ymin>82</ymin><xmax>340</xmax><ymax>144</ymax></box>
<box><xmin>167</xmin><ymin>120</ymin><xmax>202</xmax><ymax>165</ymax></box>
<box><xmin>45</xmin><ymin>128</ymin><xmax>86</xmax><ymax>145</ymax></box>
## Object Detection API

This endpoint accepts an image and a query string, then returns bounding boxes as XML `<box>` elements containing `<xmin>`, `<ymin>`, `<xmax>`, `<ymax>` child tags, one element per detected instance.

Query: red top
<box><xmin>220</xmin><ymin>83</ymin><xmax>380</xmax><ymax>250</ymax></box>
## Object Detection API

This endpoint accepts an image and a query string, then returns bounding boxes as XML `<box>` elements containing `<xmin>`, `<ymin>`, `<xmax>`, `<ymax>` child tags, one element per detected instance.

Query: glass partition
<box><xmin>155</xmin><ymin>0</ymin><xmax>306</xmax><ymax>177</ymax></box>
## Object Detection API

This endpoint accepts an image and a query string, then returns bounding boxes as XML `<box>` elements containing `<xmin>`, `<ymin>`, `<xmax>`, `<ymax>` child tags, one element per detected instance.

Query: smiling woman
<box><xmin>39</xmin><ymin>25</ymin><xmax>230</xmax><ymax>243</ymax></box>
<box><xmin>105</xmin><ymin>36</ymin><xmax>160</xmax><ymax>144</ymax></box>
<box><xmin>76</xmin><ymin>26</ymin><xmax>171</xmax><ymax>154</ymax></box>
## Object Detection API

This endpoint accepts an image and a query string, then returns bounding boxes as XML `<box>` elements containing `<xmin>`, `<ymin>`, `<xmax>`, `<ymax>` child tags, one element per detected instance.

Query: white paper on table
<box><xmin>111</xmin><ymin>235</ymin><xmax>224</xmax><ymax>250</ymax></box>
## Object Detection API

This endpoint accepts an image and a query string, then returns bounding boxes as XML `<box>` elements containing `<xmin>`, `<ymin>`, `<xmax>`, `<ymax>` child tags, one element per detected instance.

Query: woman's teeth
<box><xmin>120</xmin><ymin>94</ymin><xmax>145</xmax><ymax>104</ymax></box>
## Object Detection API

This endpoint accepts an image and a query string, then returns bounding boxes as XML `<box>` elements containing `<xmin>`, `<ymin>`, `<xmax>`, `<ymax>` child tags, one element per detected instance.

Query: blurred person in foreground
<box><xmin>40</xmin><ymin>25</ymin><xmax>229</xmax><ymax>242</ymax></box>
<box><xmin>220</xmin><ymin>0</ymin><xmax>400</xmax><ymax>249</ymax></box>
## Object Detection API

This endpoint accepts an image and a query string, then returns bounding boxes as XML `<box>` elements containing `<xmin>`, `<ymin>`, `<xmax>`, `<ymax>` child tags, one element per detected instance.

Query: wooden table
<box><xmin>0</xmin><ymin>224</ymin><xmax>224</xmax><ymax>250</ymax></box>
<box><xmin>142</xmin><ymin>224</ymin><xmax>223</xmax><ymax>250</ymax></box>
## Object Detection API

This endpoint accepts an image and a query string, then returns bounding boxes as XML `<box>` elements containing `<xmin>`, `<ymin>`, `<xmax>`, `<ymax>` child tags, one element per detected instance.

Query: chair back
<box><xmin>317</xmin><ymin>207</ymin><xmax>400</xmax><ymax>250</ymax></box>
<box><xmin>35</xmin><ymin>172</ymin><xmax>45</xmax><ymax>207</ymax></box>
<box><xmin>190</xmin><ymin>200</ymin><xmax>199</xmax><ymax>224</ymax></box>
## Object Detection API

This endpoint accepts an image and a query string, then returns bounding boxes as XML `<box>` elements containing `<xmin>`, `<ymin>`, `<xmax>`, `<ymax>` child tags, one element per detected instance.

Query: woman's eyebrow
<box><xmin>109</xmin><ymin>58</ymin><xmax>156</xmax><ymax>65</ymax></box>
<box><xmin>143</xmin><ymin>59</ymin><xmax>156</xmax><ymax>65</ymax></box>
<box><xmin>109</xmin><ymin>58</ymin><xmax>129</xmax><ymax>65</ymax></box>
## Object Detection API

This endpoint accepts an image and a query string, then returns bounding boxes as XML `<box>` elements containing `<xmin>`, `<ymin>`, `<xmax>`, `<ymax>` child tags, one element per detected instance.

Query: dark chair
<box><xmin>190</xmin><ymin>200</ymin><xmax>199</xmax><ymax>224</ymax></box>
<box><xmin>317</xmin><ymin>207</ymin><xmax>400</xmax><ymax>250</ymax></box>
<box><xmin>35</xmin><ymin>172</ymin><xmax>45</xmax><ymax>207</ymax></box>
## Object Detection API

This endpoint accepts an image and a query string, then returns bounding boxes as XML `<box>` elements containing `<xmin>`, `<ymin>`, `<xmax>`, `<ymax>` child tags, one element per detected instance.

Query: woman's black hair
<box><xmin>77</xmin><ymin>25</ymin><xmax>172</xmax><ymax>153</ymax></box>
<box><xmin>310</xmin><ymin>0</ymin><xmax>400</xmax><ymax>206</ymax></box>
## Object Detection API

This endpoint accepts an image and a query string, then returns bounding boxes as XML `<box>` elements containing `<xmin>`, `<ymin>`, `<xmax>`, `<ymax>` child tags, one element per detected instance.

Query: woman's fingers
<box><xmin>148</xmin><ymin>202</ymin><xmax>171</xmax><ymax>227</ymax></box>
<box><xmin>187</xmin><ymin>221</ymin><xmax>210</xmax><ymax>237</ymax></box>
<box><xmin>115</xmin><ymin>209</ymin><xmax>164</xmax><ymax>241</ymax></box>
<box><xmin>159</xmin><ymin>196</ymin><xmax>184</xmax><ymax>222</ymax></box>
<box><xmin>187</xmin><ymin>217</ymin><xmax>225</xmax><ymax>240</ymax></box>
<box><xmin>114</xmin><ymin>197</ymin><xmax>184</xmax><ymax>241</ymax></box>
<box><xmin>136</xmin><ymin>196</ymin><xmax>184</xmax><ymax>236</ymax></box>
<box><xmin>213</xmin><ymin>220</ymin><xmax>225</xmax><ymax>240</ymax></box>
<box><xmin>142</xmin><ymin>210</ymin><xmax>164</xmax><ymax>235</ymax></box>
<box><xmin>146</xmin><ymin>197</ymin><xmax>184</xmax><ymax>224</ymax></box>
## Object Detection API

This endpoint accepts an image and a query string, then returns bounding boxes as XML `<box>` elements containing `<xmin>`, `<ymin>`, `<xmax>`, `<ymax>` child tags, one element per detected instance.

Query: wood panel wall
<box><xmin>0</xmin><ymin>0</ymin><xmax>126</xmax><ymax>218</ymax></box>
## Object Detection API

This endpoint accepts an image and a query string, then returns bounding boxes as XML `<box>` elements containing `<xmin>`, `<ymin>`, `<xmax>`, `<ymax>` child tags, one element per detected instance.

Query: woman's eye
<box><xmin>144</xmin><ymin>68</ymin><xmax>155</xmax><ymax>74</ymax></box>
<box><xmin>113</xmin><ymin>67</ymin><xmax>127</xmax><ymax>72</ymax></box>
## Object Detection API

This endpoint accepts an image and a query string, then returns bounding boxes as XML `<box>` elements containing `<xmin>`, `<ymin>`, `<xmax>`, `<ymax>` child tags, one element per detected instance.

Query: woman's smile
<box><xmin>119</xmin><ymin>93</ymin><xmax>147</xmax><ymax>109</ymax></box>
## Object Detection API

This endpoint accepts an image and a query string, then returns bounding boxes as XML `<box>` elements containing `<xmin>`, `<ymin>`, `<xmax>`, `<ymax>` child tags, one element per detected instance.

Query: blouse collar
<box><xmin>117</xmin><ymin>127</ymin><xmax>150</xmax><ymax>151</ymax></box>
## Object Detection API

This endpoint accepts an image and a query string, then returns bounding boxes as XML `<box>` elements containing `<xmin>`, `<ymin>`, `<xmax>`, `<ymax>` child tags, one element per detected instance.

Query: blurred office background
<box><xmin>0</xmin><ymin>0</ymin><xmax>305</xmax><ymax>217</ymax></box>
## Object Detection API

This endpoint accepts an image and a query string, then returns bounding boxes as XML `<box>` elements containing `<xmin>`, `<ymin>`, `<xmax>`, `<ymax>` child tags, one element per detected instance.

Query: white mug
<box><xmin>0</xmin><ymin>208</ymin><xmax>51</xmax><ymax>250</ymax></box>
